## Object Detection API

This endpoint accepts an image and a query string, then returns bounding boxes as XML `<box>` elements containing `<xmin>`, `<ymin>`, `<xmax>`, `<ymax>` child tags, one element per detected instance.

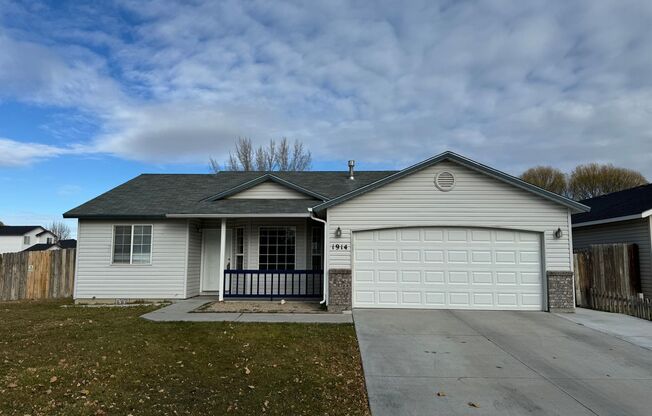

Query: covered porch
<box><xmin>181</xmin><ymin>215</ymin><xmax>325</xmax><ymax>301</ymax></box>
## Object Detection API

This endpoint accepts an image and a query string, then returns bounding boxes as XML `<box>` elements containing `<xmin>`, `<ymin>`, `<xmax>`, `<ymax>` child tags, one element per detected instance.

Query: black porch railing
<box><xmin>223</xmin><ymin>269</ymin><xmax>324</xmax><ymax>299</ymax></box>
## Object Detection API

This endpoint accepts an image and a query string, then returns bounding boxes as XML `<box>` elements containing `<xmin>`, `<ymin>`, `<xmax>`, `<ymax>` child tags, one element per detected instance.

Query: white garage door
<box><xmin>352</xmin><ymin>227</ymin><xmax>544</xmax><ymax>310</ymax></box>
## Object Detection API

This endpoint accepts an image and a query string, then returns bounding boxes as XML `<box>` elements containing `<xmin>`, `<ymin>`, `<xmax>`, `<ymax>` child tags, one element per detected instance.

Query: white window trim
<box><xmin>234</xmin><ymin>226</ymin><xmax>245</xmax><ymax>270</ymax></box>
<box><xmin>23</xmin><ymin>235</ymin><xmax>30</xmax><ymax>245</ymax></box>
<box><xmin>111</xmin><ymin>224</ymin><xmax>153</xmax><ymax>265</ymax></box>
<box><xmin>258</xmin><ymin>225</ymin><xmax>297</xmax><ymax>270</ymax></box>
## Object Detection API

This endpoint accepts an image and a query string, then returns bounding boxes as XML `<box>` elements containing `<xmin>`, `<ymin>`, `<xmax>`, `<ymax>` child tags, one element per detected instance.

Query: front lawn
<box><xmin>0</xmin><ymin>301</ymin><xmax>369</xmax><ymax>415</ymax></box>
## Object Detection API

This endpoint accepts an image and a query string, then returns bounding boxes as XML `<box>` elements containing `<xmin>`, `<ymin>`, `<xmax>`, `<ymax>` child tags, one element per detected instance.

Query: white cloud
<box><xmin>0</xmin><ymin>138</ymin><xmax>80</xmax><ymax>166</ymax></box>
<box><xmin>0</xmin><ymin>0</ymin><xmax>651</xmax><ymax>175</ymax></box>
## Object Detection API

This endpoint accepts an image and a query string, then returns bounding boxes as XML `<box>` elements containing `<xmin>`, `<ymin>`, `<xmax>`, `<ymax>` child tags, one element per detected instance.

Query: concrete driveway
<box><xmin>354</xmin><ymin>309</ymin><xmax>652</xmax><ymax>416</ymax></box>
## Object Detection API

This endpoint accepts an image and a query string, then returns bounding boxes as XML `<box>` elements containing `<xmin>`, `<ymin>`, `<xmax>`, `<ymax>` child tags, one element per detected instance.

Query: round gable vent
<box><xmin>435</xmin><ymin>171</ymin><xmax>455</xmax><ymax>191</ymax></box>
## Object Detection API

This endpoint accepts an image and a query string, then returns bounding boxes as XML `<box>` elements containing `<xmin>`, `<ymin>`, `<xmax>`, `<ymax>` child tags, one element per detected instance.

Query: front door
<box><xmin>201</xmin><ymin>229</ymin><xmax>233</xmax><ymax>292</ymax></box>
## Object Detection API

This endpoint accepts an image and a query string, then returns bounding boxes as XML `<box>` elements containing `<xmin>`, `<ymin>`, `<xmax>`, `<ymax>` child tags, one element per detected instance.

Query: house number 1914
<box><xmin>330</xmin><ymin>243</ymin><xmax>349</xmax><ymax>251</ymax></box>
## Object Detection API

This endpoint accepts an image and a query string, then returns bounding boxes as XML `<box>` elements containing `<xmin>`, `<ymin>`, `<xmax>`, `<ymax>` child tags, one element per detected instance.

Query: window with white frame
<box><xmin>235</xmin><ymin>227</ymin><xmax>245</xmax><ymax>269</ymax></box>
<box><xmin>112</xmin><ymin>225</ymin><xmax>152</xmax><ymax>264</ymax></box>
<box><xmin>259</xmin><ymin>227</ymin><xmax>295</xmax><ymax>270</ymax></box>
<box><xmin>23</xmin><ymin>236</ymin><xmax>30</xmax><ymax>245</ymax></box>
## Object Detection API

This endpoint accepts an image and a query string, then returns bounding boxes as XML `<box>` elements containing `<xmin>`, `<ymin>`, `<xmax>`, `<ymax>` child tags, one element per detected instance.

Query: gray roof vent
<box><xmin>348</xmin><ymin>160</ymin><xmax>355</xmax><ymax>180</ymax></box>
<box><xmin>435</xmin><ymin>171</ymin><xmax>455</xmax><ymax>191</ymax></box>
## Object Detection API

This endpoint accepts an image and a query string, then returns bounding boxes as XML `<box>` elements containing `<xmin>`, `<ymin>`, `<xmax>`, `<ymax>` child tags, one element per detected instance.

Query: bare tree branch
<box><xmin>48</xmin><ymin>221</ymin><xmax>71</xmax><ymax>242</ymax></box>
<box><xmin>210</xmin><ymin>137</ymin><xmax>312</xmax><ymax>172</ymax></box>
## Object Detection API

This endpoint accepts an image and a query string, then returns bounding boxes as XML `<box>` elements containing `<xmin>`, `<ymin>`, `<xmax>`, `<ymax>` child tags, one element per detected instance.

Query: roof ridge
<box><xmin>137</xmin><ymin>170</ymin><xmax>399</xmax><ymax>176</ymax></box>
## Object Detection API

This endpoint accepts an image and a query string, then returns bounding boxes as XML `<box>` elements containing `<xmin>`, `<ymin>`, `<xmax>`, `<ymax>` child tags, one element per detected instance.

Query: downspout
<box><xmin>308</xmin><ymin>208</ymin><xmax>328</xmax><ymax>305</ymax></box>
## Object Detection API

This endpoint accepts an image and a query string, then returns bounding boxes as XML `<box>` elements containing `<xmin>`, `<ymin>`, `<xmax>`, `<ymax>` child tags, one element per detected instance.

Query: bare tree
<box><xmin>48</xmin><ymin>221</ymin><xmax>71</xmax><ymax>242</ymax></box>
<box><xmin>289</xmin><ymin>139</ymin><xmax>311</xmax><ymax>171</ymax></box>
<box><xmin>520</xmin><ymin>166</ymin><xmax>568</xmax><ymax>196</ymax></box>
<box><xmin>210</xmin><ymin>137</ymin><xmax>312</xmax><ymax>172</ymax></box>
<box><xmin>568</xmin><ymin>163</ymin><xmax>648</xmax><ymax>200</ymax></box>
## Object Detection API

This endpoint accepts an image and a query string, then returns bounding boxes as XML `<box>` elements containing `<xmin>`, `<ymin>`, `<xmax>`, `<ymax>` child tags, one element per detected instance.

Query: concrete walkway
<box><xmin>557</xmin><ymin>307</ymin><xmax>652</xmax><ymax>351</ymax></box>
<box><xmin>141</xmin><ymin>296</ymin><xmax>352</xmax><ymax>323</ymax></box>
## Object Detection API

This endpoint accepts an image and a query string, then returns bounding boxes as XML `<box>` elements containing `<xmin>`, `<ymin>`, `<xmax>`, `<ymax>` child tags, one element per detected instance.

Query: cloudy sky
<box><xmin>1</xmin><ymin>0</ymin><xmax>652</xmax><ymax>234</ymax></box>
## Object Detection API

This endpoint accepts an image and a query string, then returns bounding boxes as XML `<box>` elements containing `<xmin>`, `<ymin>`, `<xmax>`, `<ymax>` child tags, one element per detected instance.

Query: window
<box><xmin>311</xmin><ymin>226</ymin><xmax>323</xmax><ymax>270</ymax></box>
<box><xmin>235</xmin><ymin>227</ymin><xmax>244</xmax><ymax>269</ymax></box>
<box><xmin>46</xmin><ymin>237</ymin><xmax>53</xmax><ymax>244</ymax></box>
<box><xmin>23</xmin><ymin>236</ymin><xmax>30</xmax><ymax>245</ymax></box>
<box><xmin>259</xmin><ymin>227</ymin><xmax>295</xmax><ymax>270</ymax></box>
<box><xmin>112</xmin><ymin>225</ymin><xmax>152</xmax><ymax>264</ymax></box>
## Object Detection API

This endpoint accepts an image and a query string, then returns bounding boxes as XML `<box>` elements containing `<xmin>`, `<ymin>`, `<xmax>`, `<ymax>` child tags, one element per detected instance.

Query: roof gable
<box><xmin>206</xmin><ymin>174</ymin><xmax>326</xmax><ymax>201</ymax></box>
<box><xmin>313</xmin><ymin>151</ymin><xmax>589</xmax><ymax>213</ymax></box>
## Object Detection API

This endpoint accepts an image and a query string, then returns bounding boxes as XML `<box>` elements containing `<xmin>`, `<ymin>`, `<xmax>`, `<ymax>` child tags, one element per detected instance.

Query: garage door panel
<box><xmin>378</xmin><ymin>270</ymin><xmax>398</xmax><ymax>283</ymax></box>
<box><xmin>448</xmin><ymin>271</ymin><xmax>469</xmax><ymax>284</ymax></box>
<box><xmin>378</xmin><ymin>291</ymin><xmax>398</xmax><ymax>304</ymax></box>
<box><xmin>377</xmin><ymin>249</ymin><xmax>398</xmax><ymax>262</ymax></box>
<box><xmin>401</xmin><ymin>250</ymin><xmax>421</xmax><ymax>262</ymax></box>
<box><xmin>447</xmin><ymin>251</ymin><xmax>468</xmax><ymax>263</ymax></box>
<box><xmin>447</xmin><ymin>229</ymin><xmax>468</xmax><ymax>241</ymax></box>
<box><xmin>401</xmin><ymin>270</ymin><xmax>421</xmax><ymax>283</ymax></box>
<box><xmin>473</xmin><ymin>293</ymin><xmax>494</xmax><ymax>306</ymax></box>
<box><xmin>471</xmin><ymin>250</ymin><xmax>492</xmax><ymax>263</ymax></box>
<box><xmin>424</xmin><ymin>250</ymin><xmax>444</xmax><ymax>263</ymax></box>
<box><xmin>400</xmin><ymin>229</ymin><xmax>421</xmax><ymax>241</ymax></box>
<box><xmin>425</xmin><ymin>271</ymin><xmax>445</xmax><ymax>283</ymax></box>
<box><xmin>355</xmin><ymin>249</ymin><xmax>375</xmax><ymax>262</ymax></box>
<box><xmin>355</xmin><ymin>270</ymin><xmax>375</xmax><ymax>282</ymax></box>
<box><xmin>425</xmin><ymin>292</ymin><xmax>446</xmax><ymax>305</ymax></box>
<box><xmin>353</xmin><ymin>227</ymin><xmax>543</xmax><ymax>310</ymax></box>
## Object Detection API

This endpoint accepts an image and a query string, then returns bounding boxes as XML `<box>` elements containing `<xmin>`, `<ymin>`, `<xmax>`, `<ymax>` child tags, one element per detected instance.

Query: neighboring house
<box><xmin>22</xmin><ymin>239</ymin><xmax>77</xmax><ymax>252</ymax></box>
<box><xmin>572</xmin><ymin>184</ymin><xmax>652</xmax><ymax>297</ymax></box>
<box><xmin>64</xmin><ymin>151</ymin><xmax>588</xmax><ymax>312</ymax></box>
<box><xmin>0</xmin><ymin>226</ymin><xmax>58</xmax><ymax>253</ymax></box>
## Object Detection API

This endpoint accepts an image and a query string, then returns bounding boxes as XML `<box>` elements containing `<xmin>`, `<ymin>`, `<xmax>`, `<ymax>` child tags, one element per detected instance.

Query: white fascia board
<box><xmin>166</xmin><ymin>213</ymin><xmax>311</xmax><ymax>218</ymax></box>
<box><xmin>572</xmin><ymin>213</ymin><xmax>644</xmax><ymax>228</ymax></box>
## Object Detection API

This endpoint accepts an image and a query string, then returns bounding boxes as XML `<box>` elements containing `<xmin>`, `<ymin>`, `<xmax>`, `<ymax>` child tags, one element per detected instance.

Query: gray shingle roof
<box><xmin>572</xmin><ymin>183</ymin><xmax>652</xmax><ymax>224</ymax></box>
<box><xmin>0</xmin><ymin>226</ymin><xmax>42</xmax><ymax>236</ymax></box>
<box><xmin>63</xmin><ymin>171</ymin><xmax>396</xmax><ymax>218</ymax></box>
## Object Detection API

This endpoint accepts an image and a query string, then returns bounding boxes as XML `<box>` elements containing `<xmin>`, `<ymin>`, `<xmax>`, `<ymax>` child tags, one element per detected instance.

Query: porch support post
<box><xmin>218</xmin><ymin>218</ymin><xmax>226</xmax><ymax>301</ymax></box>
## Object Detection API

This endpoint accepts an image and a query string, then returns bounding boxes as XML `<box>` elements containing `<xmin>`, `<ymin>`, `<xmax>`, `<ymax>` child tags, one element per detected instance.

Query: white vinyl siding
<box><xmin>327</xmin><ymin>160</ymin><xmax>572</xmax><ymax>272</ymax></box>
<box><xmin>186</xmin><ymin>219</ymin><xmax>202</xmax><ymax>297</ymax></box>
<box><xmin>573</xmin><ymin>218</ymin><xmax>652</xmax><ymax>297</ymax></box>
<box><xmin>227</xmin><ymin>181</ymin><xmax>315</xmax><ymax>199</ymax></box>
<box><xmin>75</xmin><ymin>219</ymin><xmax>188</xmax><ymax>300</ymax></box>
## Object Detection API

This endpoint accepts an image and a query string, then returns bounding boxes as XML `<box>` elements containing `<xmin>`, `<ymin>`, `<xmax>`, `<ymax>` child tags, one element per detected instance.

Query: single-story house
<box><xmin>572</xmin><ymin>184</ymin><xmax>652</xmax><ymax>297</ymax></box>
<box><xmin>0</xmin><ymin>225</ymin><xmax>58</xmax><ymax>254</ymax></box>
<box><xmin>64</xmin><ymin>151</ymin><xmax>589</xmax><ymax>312</ymax></box>
<box><xmin>22</xmin><ymin>239</ymin><xmax>77</xmax><ymax>252</ymax></box>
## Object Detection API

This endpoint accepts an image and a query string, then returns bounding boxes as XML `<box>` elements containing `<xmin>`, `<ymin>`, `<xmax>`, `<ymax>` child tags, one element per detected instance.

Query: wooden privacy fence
<box><xmin>0</xmin><ymin>249</ymin><xmax>75</xmax><ymax>301</ymax></box>
<box><xmin>590</xmin><ymin>288</ymin><xmax>652</xmax><ymax>321</ymax></box>
<box><xmin>573</xmin><ymin>244</ymin><xmax>641</xmax><ymax>308</ymax></box>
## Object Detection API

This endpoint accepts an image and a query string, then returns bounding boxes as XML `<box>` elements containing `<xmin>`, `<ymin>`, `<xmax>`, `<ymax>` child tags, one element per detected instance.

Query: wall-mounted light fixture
<box><xmin>335</xmin><ymin>227</ymin><xmax>342</xmax><ymax>238</ymax></box>
<box><xmin>554</xmin><ymin>227</ymin><xmax>563</xmax><ymax>239</ymax></box>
